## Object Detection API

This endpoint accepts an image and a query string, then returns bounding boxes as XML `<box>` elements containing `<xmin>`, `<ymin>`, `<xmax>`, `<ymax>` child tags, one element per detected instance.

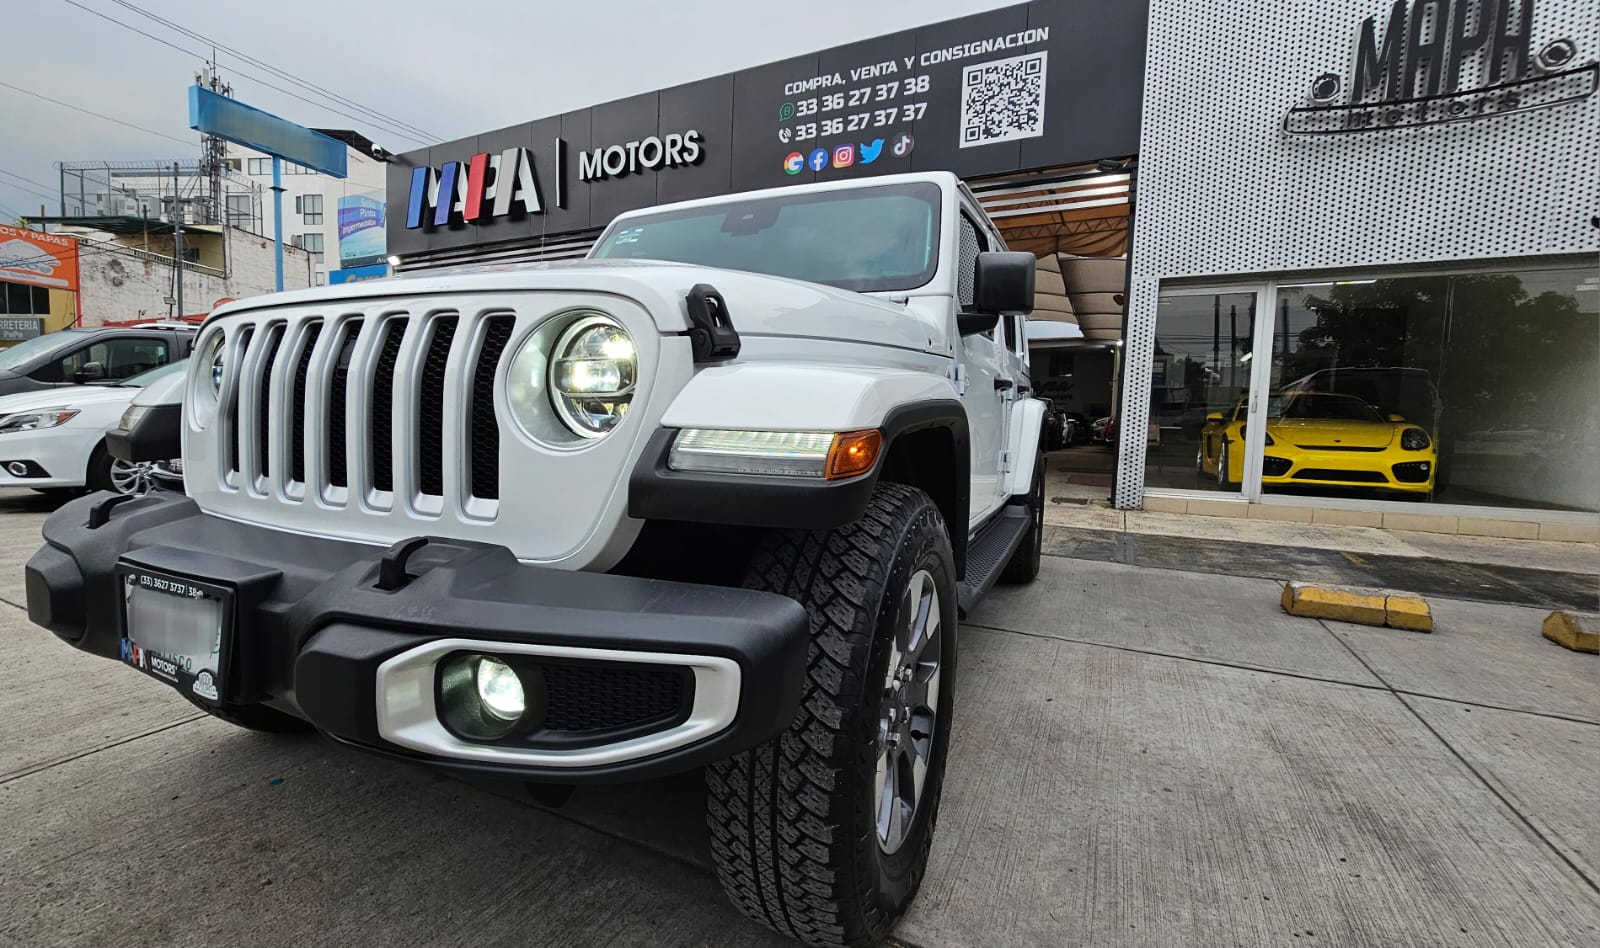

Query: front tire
<box><xmin>706</xmin><ymin>483</ymin><xmax>957</xmax><ymax>947</ymax></box>
<box><xmin>86</xmin><ymin>443</ymin><xmax>155</xmax><ymax>496</ymax></box>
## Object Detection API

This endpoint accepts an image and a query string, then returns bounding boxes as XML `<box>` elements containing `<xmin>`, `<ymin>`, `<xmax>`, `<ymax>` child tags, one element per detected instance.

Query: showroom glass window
<box><xmin>1268</xmin><ymin>265</ymin><xmax>1597</xmax><ymax>512</ymax></box>
<box><xmin>1144</xmin><ymin>291</ymin><xmax>1260</xmax><ymax>493</ymax></box>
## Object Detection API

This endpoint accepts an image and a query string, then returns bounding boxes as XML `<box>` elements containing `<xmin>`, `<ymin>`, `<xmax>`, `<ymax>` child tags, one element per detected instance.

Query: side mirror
<box><xmin>974</xmin><ymin>251</ymin><xmax>1035</xmax><ymax>315</ymax></box>
<box><xmin>1206</xmin><ymin>412</ymin><xmax>1224</xmax><ymax>422</ymax></box>
<box><xmin>1387</xmin><ymin>413</ymin><xmax>1406</xmax><ymax>422</ymax></box>
<box><xmin>74</xmin><ymin>362</ymin><xmax>106</xmax><ymax>383</ymax></box>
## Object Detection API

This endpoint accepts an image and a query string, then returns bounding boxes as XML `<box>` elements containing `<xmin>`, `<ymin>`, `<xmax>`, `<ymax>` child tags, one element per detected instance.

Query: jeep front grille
<box><xmin>470</xmin><ymin>316</ymin><xmax>516</xmax><ymax>500</ymax></box>
<box><xmin>289</xmin><ymin>321</ymin><xmax>323</xmax><ymax>484</ymax></box>
<box><xmin>219</xmin><ymin>308</ymin><xmax>519</xmax><ymax>515</ymax></box>
<box><xmin>369</xmin><ymin>318</ymin><xmax>407</xmax><ymax>494</ymax></box>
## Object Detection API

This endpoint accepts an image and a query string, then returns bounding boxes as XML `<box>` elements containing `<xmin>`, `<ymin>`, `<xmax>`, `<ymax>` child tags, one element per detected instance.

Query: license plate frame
<box><xmin>116</xmin><ymin>563</ymin><xmax>236</xmax><ymax>706</ymax></box>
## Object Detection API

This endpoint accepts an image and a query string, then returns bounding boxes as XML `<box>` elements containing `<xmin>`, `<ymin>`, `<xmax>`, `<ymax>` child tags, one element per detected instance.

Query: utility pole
<box><xmin>173</xmin><ymin>162</ymin><xmax>184</xmax><ymax>321</ymax></box>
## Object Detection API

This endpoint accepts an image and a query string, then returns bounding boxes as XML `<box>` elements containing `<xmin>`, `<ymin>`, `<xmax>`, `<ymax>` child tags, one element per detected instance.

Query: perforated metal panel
<box><xmin>1115</xmin><ymin>0</ymin><xmax>1600</xmax><ymax>509</ymax></box>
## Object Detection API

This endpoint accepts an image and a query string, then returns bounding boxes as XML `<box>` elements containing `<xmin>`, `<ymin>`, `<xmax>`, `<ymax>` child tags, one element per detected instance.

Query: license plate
<box><xmin>118</xmin><ymin>566</ymin><xmax>233</xmax><ymax>705</ymax></box>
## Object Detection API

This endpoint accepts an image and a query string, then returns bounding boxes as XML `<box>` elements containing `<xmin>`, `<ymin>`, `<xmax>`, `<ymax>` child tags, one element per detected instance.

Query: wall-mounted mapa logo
<box><xmin>406</xmin><ymin>131</ymin><xmax>705</xmax><ymax>230</ymax></box>
<box><xmin>1285</xmin><ymin>0</ymin><xmax>1597</xmax><ymax>134</ymax></box>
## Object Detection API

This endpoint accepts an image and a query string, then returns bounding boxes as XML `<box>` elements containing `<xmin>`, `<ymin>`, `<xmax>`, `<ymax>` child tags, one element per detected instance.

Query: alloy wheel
<box><xmin>108</xmin><ymin>459</ymin><xmax>156</xmax><ymax>496</ymax></box>
<box><xmin>874</xmin><ymin>567</ymin><xmax>943</xmax><ymax>855</ymax></box>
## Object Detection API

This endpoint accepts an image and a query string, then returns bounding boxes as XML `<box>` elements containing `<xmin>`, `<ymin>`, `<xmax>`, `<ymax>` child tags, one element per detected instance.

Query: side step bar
<box><xmin>956</xmin><ymin>504</ymin><xmax>1031</xmax><ymax>617</ymax></box>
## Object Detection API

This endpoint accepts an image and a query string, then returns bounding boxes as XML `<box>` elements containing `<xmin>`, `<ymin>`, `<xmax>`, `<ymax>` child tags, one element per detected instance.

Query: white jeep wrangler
<box><xmin>27</xmin><ymin>171</ymin><xmax>1046</xmax><ymax>947</ymax></box>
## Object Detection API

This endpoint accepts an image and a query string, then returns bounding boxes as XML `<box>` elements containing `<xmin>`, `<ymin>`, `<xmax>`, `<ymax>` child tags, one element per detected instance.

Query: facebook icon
<box><xmin>808</xmin><ymin>148</ymin><xmax>829</xmax><ymax>171</ymax></box>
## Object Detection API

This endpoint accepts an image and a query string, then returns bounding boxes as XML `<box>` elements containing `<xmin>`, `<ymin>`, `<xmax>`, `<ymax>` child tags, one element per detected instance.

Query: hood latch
<box><xmin>685</xmin><ymin>284</ymin><xmax>740</xmax><ymax>363</ymax></box>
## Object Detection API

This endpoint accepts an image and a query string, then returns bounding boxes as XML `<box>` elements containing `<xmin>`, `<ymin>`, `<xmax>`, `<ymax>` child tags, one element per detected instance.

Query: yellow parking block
<box><xmin>1383</xmin><ymin>595</ymin><xmax>1434</xmax><ymax>633</ymax></box>
<box><xmin>1281</xmin><ymin>583</ymin><xmax>1387</xmax><ymax>626</ymax></box>
<box><xmin>1279</xmin><ymin>582</ymin><xmax>1433</xmax><ymax>632</ymax></box>
<box><xmin>1542</xmin><ymin>611</ymin><xmax>1599</xmax><ymax>654</ymax></box>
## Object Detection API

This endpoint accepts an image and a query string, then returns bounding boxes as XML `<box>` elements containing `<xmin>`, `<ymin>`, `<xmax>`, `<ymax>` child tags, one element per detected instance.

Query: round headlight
<box><xmin>550</xmin><ymin>316</ymin><xmax>636</xmax><ymax>439</ymax></box>
<box><xmin>191</xmin><ymin>332</ymin><xmax>226</xmax><ymax>428</ymax></box>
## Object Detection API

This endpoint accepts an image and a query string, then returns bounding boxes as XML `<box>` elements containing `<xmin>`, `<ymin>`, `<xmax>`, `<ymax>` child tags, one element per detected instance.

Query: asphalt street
<box><xmin>1</xmin><ymin>488</ymin><xmax>1597</xmax><ymax>947</ymax></box>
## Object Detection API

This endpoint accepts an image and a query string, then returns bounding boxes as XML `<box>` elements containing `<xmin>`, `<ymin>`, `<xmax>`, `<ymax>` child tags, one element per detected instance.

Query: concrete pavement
<box><xmin>2</xmin><ymin>490</ymin><xmax>1597</xmax><ymax>947</ymax></box>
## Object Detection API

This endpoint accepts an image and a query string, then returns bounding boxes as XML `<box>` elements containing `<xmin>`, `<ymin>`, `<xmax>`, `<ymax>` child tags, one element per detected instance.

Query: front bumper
<box><xmin>0</xmin><ymin>425</ymin><xmax>98</xmax><ymax>488</ymax></box>
<box><xmin>1260</xmin><ymin>448</ymin><xmax>1436</xmax><ymax>493</ymax></box>
<box><xmin>26</xmin><ymin>491</ymin><xmax>810</xmax><ymax>783</ymax></box>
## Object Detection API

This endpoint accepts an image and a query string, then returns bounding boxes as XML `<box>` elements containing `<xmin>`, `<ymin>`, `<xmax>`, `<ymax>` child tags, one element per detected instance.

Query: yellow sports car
<box><xmin>1197</xmin><ymin>392</ymin><xmax>1436</xmax><ymax>495</ymax></box>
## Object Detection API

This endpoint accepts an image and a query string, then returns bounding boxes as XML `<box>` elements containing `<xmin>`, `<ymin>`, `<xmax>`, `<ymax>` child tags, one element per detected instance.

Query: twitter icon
<box><xmin>858</xmin><ymin>139</ymin><xmax>885</xmax><ymax>164</ymax></box>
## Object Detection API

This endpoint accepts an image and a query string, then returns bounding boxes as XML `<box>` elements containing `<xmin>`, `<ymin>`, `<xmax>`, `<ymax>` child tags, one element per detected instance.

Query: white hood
<box><xmin>216</xmin><ymin>259</ymin><xmax>945</xmax><ymax>354</ymax></box>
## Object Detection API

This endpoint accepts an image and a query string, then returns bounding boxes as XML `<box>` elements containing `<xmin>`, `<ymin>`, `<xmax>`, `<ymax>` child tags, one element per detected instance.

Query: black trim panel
<box><xmin>105</xmin><ymin>404</ymin><xmax>181</xmax><ymax>463</ymax></box>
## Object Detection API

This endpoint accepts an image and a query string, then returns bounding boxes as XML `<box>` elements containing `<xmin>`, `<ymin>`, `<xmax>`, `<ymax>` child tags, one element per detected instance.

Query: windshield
<box><xmin>0</xmin><ymin>331</ymin><xmax>88</xmax><ymax>372</ymax></box>
<box><xmin>1272</xmin><ymin>393</ymin><xmax>1384</xmax><ymax>422</ymax></box>
<box><xmin>119</xmin><ymin>359</ymin><xmax>188</xmax><ymax>388</ymax></box>
<box><xmin>591</xmin><ymin>182</ymin><xmax>941</xmax><ymax>293</ymax></box>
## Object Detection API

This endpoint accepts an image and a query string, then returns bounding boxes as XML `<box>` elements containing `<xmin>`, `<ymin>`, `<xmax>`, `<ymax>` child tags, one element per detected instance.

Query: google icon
<box><xmin>783</xmin><ymin>152</ymin><xmax>804</xmax><ymax>175</ymax></box>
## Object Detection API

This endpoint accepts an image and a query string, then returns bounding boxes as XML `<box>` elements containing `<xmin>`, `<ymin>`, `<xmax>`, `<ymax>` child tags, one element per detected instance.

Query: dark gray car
<box><xmin>0</xmin><ymin>325</ymin><xmax>197</xmax><ymax>397</ymax></box>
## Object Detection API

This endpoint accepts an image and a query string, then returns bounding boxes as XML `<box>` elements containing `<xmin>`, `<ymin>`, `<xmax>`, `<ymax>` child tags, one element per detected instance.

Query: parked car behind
<box><xmin>0</xmin><ymin>323</ymin><xmax>196</xmax><ymax>397</ymax></box>
<box><xmin>0</xmin><ymin>359</ymin><xmax>186</xmax><ymax>495</ymax></box>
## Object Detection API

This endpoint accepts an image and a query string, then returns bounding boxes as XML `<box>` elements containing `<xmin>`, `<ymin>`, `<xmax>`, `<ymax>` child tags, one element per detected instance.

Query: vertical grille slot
<box><xmin>226</xmin><ymin>327</ymin><xmax>253</xmax><ymax>475</ymax></box>
<box><xmin>327</xmin><ymin>321</ymin><xmax>361</xmax><ymax>489</ymax></box>
<box><xmin>470</xmin><ymin>316</ymin><xmax>516</xmax><ymax>500</ymax></box>
<box><xmin>418</xmin><ymin>316</ymin><xmax>459</xmax><ymax>497</ymax></box>
<box><xmin>256</xmin><ymin>326</ymin><xmax>285</xmax><ymax>480</ymax></box>
<box><xmin>370</xmin><ymin>319</ymin><xmax>408</xmax><ymax>494</ymax></box>
<box><xmin>290</xmin><ymin>321</ymin><xmax>323</xmax><ymax>484</ymax></box>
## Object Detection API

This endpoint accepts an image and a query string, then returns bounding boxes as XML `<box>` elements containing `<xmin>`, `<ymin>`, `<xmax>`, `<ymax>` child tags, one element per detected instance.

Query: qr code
<box><xmin>959</xmin><ymin>51</ymin><xmax>1048</xmax><ymax>148</ymax></box>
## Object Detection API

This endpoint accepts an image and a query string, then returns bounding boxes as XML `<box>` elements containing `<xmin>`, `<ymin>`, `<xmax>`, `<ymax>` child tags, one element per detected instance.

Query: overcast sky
<box><xmin>0</xmin><ymin>0</ymin><xmax>1017</xmax><ymax>220</ymax></box>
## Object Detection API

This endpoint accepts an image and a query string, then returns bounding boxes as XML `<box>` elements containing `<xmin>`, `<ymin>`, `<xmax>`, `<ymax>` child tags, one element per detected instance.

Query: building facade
<box><xmin>378</xmin><ymin>0</ymin><xmax>1597</xmax><ymax>536</ymax></box>
<box><xmin>1119</xmin><ymin>0</ymin><xmax>1598</xmax><ymax>535</ymax></box>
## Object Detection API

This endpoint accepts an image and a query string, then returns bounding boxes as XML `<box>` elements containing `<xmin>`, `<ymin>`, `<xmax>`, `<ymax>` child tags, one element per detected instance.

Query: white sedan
<box><xmin>0</xmin><ymin>360</ymin><xmax>186</xmax><ymax>495</ymax></box>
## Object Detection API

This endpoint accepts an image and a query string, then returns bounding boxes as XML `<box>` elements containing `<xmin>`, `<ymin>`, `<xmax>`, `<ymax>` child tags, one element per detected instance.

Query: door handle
<box><xmin>994</xmin><ymin>379</ymin><xmax>1014</xmax><ymax>392</ymax></box>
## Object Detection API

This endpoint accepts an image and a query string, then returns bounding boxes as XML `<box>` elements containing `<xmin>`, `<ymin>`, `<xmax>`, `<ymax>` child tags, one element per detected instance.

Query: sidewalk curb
<box><xmin>1280</xmin><ymin>582</ymin><xmax>1433</xmax><ymax>632</ymax></box>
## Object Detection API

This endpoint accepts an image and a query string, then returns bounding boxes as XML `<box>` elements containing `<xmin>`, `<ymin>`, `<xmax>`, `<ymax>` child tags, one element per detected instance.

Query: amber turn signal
<box><xmin>825</xmin><ymin>429</ymin><xmax>883</xmax><ymax>479</ymax></box>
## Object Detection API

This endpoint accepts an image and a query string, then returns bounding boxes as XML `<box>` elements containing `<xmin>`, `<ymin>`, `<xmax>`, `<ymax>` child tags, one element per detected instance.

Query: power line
<box><xmin>0</xmin><ymin>167</ymin><xmax>59</xmax><ymax>195</ymax></box>
<box><xmin>106</xmin><ymin>0</ymin><xmax>439</xmax><ymax>143</ymax></box>
<box><xmin>54</xmin><ymin>0</ymin><xmax>431</xmax><ymax>147</ymax></box>
<box><xmin>0</xmin><ymin>79</ymin><xmax>197</xmax><ymax>147</ymax></box>
<box><xmin>0</xmin><ymin>174</ymin><xmax>58</xmax><ymax>204</ymax></box>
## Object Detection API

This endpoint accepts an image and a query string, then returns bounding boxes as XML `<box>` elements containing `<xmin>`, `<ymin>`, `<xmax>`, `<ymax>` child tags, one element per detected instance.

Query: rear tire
<box><xmin>1000</xmin><ymin>454</ymin><xmax>1044</xmax><ymax>584</ymax></box>
<box><xmin>706</xmin><ymin>483</ymin><xmax>957</xmax><ymax>947</ymax></box>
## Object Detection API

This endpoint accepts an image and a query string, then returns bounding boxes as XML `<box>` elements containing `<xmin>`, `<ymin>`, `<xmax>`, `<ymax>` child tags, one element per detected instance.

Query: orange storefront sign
<box><xmin>0</xmin><ymin>223</ymin><xmax>80</xmax><ymax>293</ymax></box>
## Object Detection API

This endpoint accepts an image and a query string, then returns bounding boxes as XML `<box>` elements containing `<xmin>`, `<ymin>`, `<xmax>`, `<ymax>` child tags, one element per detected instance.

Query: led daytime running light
<box><xmin>668</xmin><ymin>428</ymin><xmax>882</xmax><ymax>479</ymax></box>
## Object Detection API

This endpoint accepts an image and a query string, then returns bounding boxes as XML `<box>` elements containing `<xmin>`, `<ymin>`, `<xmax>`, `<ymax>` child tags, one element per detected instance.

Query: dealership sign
<box><xmin>406</xmin><ymin>132</ymin><xmax>704</xmax><ymax>230</ymax></box>
<box><xmin>1286</xmin><ymin>0</ymin><xmax>1598</xmax><ymax>133</ymax></box>
<box><xmin>386</xmin><ymin>1</ymin><xmax>1149</xmax><ymax>256</ymax></box>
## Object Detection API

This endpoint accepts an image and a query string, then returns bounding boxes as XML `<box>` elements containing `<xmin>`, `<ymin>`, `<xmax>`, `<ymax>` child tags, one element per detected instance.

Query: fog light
<box><xmin>475</xmin><ymin>656</ymin><xmax>525</xmax><ymax>721</ymax></box>
<box><xmin>6</xmin><ymin>461</ymin><xmax>27</xmax><ymax>477</ymax></box>
<box><xmin>437</xmin><ymin>652</ymin><xmax>541</xmax><ymax>741</ymax></box>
